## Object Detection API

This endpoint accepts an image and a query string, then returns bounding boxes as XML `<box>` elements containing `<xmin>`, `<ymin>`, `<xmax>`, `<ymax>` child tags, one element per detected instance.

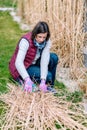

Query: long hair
<box><xmin>31</xmin><ymin>21</ymin><xmax>50</xmax><ymax>41</ymax></box>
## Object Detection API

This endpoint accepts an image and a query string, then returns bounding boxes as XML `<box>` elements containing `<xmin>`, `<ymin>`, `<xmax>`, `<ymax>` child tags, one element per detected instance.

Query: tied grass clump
<box><xmin>0</xmin><ymin>84</ymin><xmax>87</xmax><ymax>130</ymax></box>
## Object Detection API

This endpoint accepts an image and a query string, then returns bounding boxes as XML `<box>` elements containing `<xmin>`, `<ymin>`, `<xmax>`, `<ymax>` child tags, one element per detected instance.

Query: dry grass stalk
<box><xmin>0</xmin><ymin>83</ymin><xmax>87</xmax><ymax>130</ymax></box>
<box><xmin>79</xmin><ymin>80</ymin><xmax>87</xmax><ymax>95</ymax></box>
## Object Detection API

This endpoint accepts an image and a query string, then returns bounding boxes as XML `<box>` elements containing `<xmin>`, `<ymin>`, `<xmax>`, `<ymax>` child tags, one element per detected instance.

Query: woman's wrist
<box><xmin>41</xmin><ymin>79</ymin><xmax>46</xmax><ymax>84</ymax></box>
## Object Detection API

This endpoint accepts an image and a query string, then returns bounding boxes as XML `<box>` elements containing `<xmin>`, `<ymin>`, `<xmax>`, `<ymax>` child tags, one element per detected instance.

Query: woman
<box><xmin>9</xmin><ymin>21</ymin><xmax>58</xmax><ymax>92</ymax></box>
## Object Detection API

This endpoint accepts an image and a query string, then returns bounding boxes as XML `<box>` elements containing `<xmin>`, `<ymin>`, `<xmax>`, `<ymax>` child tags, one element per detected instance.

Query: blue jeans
<box><xmin>27</xmin><ymin>53</ymin><xmax>58</xmax><ymax>86</ymax></box>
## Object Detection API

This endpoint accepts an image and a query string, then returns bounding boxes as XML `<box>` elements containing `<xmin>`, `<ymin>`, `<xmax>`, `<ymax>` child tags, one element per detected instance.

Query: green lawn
<box><xmin>0</xmin><ymin>0</ymin><xmax>16</xmax><ymax>7</ymax></box>
<box><xmin>0</xmin><ymin>11</ymin><xmax>26</xmax><ymax>92</ymax></box>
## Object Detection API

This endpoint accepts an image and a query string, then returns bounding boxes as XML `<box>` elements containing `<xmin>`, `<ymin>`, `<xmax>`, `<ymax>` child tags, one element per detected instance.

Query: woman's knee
<box><xmin>50</xmin><ymin>53</ymin><xmax>59</xmax><ymax>65</ymax></box>
<box><xmin>46</xmin><ymin>72</ymin><xmax>52</xmax><ymax>83</ymax></box>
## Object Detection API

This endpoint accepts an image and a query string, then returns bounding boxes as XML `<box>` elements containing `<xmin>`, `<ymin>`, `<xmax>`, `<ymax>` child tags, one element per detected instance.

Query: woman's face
<box><xmin>35</xmin><ymin>33</ymin><xmax>47</xmax><ymax>43</ymax></box>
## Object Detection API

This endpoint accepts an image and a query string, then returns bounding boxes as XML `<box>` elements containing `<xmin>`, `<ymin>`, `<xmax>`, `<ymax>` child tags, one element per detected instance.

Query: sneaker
<box><xmin>47</xmin><ymin>86</ymin><xmax>57</xmax><ymax>94</ymax></box>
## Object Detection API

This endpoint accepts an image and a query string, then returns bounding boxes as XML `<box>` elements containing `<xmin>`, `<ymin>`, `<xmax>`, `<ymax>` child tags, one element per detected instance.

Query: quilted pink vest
<box><xmin>9</xmin><ymin>32</ymin><xmax>37</xmax><ymax>79</ymax></box>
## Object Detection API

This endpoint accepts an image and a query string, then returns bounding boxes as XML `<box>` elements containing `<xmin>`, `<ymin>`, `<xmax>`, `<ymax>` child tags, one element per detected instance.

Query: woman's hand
<box><xmin>24</xmin><ymin>77</ymin><xmax>33</xmax><ymax>92</ymax></box>
<box><xmin>39</xmin><ymin>79</ymin><xmax>47</xmax><ymax>92</ymax></box>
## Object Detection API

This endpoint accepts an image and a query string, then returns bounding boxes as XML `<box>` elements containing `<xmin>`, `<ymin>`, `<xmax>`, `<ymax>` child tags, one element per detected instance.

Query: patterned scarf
<box><xmin>33</xmin><ymin>39</ymin><xmax>46</xmax><ymax>50</ymax></box>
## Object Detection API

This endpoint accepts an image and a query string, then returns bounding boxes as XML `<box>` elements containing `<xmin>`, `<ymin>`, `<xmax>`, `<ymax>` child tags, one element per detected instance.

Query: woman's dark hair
<box><xmin>31</xmin><ymin>21</ymin><xmax>50</xmax><ymax>41</ymax></box>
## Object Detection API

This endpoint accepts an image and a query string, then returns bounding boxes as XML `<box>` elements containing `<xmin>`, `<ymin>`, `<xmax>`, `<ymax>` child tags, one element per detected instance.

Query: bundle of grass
<box><xmin>0</xmin><ymin>83</ymin><xmax>87</xmax><ymax>130</ymax></box>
